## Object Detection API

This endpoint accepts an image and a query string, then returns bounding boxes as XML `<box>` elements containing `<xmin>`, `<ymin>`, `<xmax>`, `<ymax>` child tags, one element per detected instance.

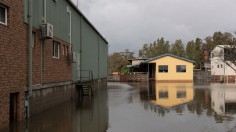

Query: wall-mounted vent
<box><xmin>69</xmin><ymin>52</ymin><xmax>76</xmax><ymax>63</ymax></box>
<box><xmin>41</xmin><ymin>23</ymin><xmax>53</xmax><ymax>39</ymax></box>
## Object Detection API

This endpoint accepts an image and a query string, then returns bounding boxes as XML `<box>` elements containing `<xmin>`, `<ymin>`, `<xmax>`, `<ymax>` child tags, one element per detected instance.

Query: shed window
<box><xmin>53</xmin><ymin>41</ymin><xmax>60</xmax><ymax>59</ymax></box>
<box><xmin>0</xmin><ymin>5</ymin><xmax>7</xmax><ymax>25</ymax></box>
<box><xmin>176</xmin><ymin>65</ymin><xmax>186</xmax><ymax>72</ymax></box>
<box><xmin>177</xmin><ymin>90</ymin><xmax>186</xmax><ymax>98</ymax></box>
<box><xmin>159</xmin><ymin>65</ymin><xmax>168</xmax><ymax>72</ymax></box>
<box><xmin>159</xmin><ymin>90</ymin><xmax>168</xmax><ymax>99</ymax></box>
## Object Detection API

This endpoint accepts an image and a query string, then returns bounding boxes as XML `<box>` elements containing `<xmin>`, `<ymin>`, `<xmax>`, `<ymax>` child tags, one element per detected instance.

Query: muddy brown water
<box><xmin>2</xmin><ymin>82</ymin><xmax>236</xmax><ymax>132</ymax></box>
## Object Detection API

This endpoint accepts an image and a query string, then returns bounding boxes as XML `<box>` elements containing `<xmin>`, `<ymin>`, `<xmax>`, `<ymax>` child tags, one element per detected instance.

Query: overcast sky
<box><xmin>72</xmin><ymin>0</ymin><xmax>236</xmax><ymax>55</ymax></box>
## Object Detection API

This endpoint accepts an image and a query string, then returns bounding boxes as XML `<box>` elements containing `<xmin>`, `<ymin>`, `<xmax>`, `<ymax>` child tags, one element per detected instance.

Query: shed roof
<box><xmin>143</xmin><ymin>53</ymin><xmax>195</xmax><ymax>63</ymax></box>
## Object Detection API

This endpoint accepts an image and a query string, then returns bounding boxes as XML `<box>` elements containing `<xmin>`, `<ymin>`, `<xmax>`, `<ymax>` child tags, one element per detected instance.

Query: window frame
<box><xmin>158</xmin><ymin>65</ymin><xmax>168</xmax><ymax>73</ymax></box>
<box><xmin>176</xmin><ymin>65</ymin><xmax>186</xmax><ymax>73</ymax></box>
<box><xmin>53</xmin><ymin>41</ymin><xmax>60</xmax><ymax>59</ymax></box>
<box><xmin>159</xmin><ymin>90</ymin><xmax>168</xmax><ymax>99</ymax></box>
<box><xmin>0</xmin><ymin>4</ymin><xmax>7</xmax><ymax>26</ymax></box>
<box><xmin>176</xmin><ymin>90</ymin><xmax>186</xmax><ymax>98</ymax></box>
<box><xmin>32</xmin><ymin>32</ymin><xmax>35</xmax><ymax>48</ymax></box>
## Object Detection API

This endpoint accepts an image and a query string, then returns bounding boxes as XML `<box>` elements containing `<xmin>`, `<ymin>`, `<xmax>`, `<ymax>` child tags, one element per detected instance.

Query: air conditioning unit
<box><xmin>69</xmin><ymin>52</ymin><xmax>76</xmax><ymax>63</ymax></box>
<box><xmin>41</xmin><ymin>23</ymin><xmax>53</xmax><ymax>39</ymax></box>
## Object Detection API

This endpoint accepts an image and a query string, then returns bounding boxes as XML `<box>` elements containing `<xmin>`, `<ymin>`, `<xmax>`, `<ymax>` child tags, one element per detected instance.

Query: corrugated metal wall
<box><xmin>81</xmin><ymin>19</ymin><xmax>99</xmax><ymax>79</ymax></box>
<box><xmin>24</xmin><ymin>0</ymin><xmax>108</xmax><ymax>81</ymax></box>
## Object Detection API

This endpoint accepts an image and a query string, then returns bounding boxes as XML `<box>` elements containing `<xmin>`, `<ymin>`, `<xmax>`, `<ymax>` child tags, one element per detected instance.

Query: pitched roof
<box><xmin>143</xmin><ymin>53</ymin><xmax>195</xmax><ymax>63</ymax></box>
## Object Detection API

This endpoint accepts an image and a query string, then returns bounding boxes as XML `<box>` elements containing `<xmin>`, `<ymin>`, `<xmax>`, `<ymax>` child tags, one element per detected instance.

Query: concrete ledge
<box><xmin>32</xmin><ymin>81</ymin><xmax>73</xmax><ymax>90</ymax></box>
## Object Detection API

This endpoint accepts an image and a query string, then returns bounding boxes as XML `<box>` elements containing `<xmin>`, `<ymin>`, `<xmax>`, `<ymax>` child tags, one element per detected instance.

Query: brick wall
<box><xmin>0</xmin><ymin>0</ymin><xmax>73</xmax><ymax>128</ymax></box>
<box><xmin>32</xmin><ymin>29</ymin><xmax>72</xmax><ymax>84</ymax></box>
<box><xmin>0</xmin><ymin>0</ymin><xmax>27</xmax><ymax>128</ymax></box>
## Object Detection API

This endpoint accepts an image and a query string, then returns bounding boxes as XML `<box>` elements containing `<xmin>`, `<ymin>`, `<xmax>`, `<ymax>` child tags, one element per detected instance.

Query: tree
<box><xmin>186</xmin><ymin>40</ymin><xmax>195</xmax><ymax>60</ymax></box>
<box><xmin>170</xmin><ymin>39</ymin><xmax>185</xmax><ymax>57</ymax></box>
<box><xmin>194</xmin><ymin>38</ymin><xmax>203</xmax><ymax>69</ymax></box>
<box><xmin>108</xmin><ymin>49</ymin><xmax>135</xmax><ymax>75</ymax></box>
<box><xmin>139</xmin><ymin>37</ymin><xmax>170</xmax><ymax>58</ymax></box>
<box><xmin>204</xmin><ymin>32</ymin><xmax>236</xmax><ymax>70</ymax></box>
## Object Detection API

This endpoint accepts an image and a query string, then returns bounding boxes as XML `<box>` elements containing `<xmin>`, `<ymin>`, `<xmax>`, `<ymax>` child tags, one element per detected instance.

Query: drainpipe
<box><xmin>41</xmin><ymin>0</ymin><xmax>46</xmax><ymax>84</ymax></box>
<box><xmin>79</xmin><ymin>16</ymin><xmax>83</xmax><ymax>81</ymax></box>
<box><xmin>27</xmin><ymin>0</ymin><xmax>33</xmax><ymax>118</ymax></box>
<box><xmin>67</xmin><ymin>7</ymin><xmax>72</xmax><ymax>52</ymax></box>
<box><xmin>44</xmin><ymin>0</ymin><xmax>46</xmax><ymax>23</ymax></box>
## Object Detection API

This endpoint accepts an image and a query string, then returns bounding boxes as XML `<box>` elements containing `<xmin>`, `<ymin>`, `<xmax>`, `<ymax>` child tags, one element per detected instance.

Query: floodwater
<box><xmin>107</xmin><ymin>82</ymin><xmax>236</xmax><ymax>132</ymax></box>
<box><xmin>2</xmin><ymin>82</ymin><xmax>236</xmax><ymax>132</ymax></box>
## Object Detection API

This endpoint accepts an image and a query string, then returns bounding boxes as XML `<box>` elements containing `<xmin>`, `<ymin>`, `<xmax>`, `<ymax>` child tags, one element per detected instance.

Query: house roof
<box><xmin>143</xmin><ymin>53</ymin><xmax>195</xmax><ymax>63</ymax></box>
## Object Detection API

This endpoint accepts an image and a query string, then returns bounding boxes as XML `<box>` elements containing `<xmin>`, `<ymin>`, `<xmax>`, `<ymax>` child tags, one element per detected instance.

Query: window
<box><xmin>53</xmin><ymin>41</ymin><xmax>60</xmax><ymax>58</ymax></box>
<box><xmin>159</xmin><ymin>90</ymin><xmax>168</xmax><ymax>99</ymax></box>
<box><xmin>217</xmin><ymin>65</ymin><xmax>219</xmax><ymax>68</ymax></box>
<box><xmin>32</xmin><ymin>32</ymin><xmax>35</xmax><ymax>48</ymax></box>
<box><xmin>211</xmin><ymin>53</ymin><xmax>214</xmax><ymax>58</ymax></box>
<box><xmin>221</xmin><ymin>64</ymin><xmax>223</xmax><ymax>68</ymax></box>
<box><xmin>65</xmin><ymin>46</ymin><xmax>68</xmax><ymax>56</ymax></box>
<box><xmin>0</xmin><ymin>5</ymin><xmax>7</xmax><ymax>25</ymax></box>
<box><xmin>176</xmin><ymin>65</ymin><xmax>186</xmax><ymax>72</ymax></box>
<box><xmin>177</xmin><ymin>90</ymin><xmax>186</xmax><ymax>98</ymax></box>
<box><xmin>62</xmin><ymin>45</ymin><xmax>65</xmax><ymax>55</ymax></box>
<box><xmin>159</xmin><ymin>65</ymin><xmax>168</xmax><ymax>72</ymax></box>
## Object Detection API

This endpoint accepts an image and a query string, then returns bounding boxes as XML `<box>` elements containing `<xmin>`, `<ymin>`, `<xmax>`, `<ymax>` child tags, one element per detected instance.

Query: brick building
<box><xmin>0</xmin><ymin>0</ymin><xmax>27</xmax><ymax>128</ymax></box>
<box><xmin>0</xmin><ymin>0</ymin><xmax>108</xmax><ymax>129</ymax></box>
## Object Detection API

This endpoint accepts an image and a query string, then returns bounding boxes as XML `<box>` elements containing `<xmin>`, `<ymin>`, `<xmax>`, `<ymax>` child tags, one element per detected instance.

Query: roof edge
<box><xmin>67</xmin><ymin>0</ymin><xmax>108</xmax><ymax>44</ymax></box>
<box><xmin>144</xmin><ymin>53</ymin><xmax>195</xmax><ymax>63</ymax></box>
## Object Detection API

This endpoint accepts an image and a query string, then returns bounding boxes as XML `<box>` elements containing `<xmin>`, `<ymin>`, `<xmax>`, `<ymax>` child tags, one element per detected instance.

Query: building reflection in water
<box><xmin>141</xmin><ymin>83</ymin><xmax>194</xmax><ymax>116</ymax></box>
<box><xmin>151</xmin><ymin>83</ymin><xmax>194</xmax><ymax>109</ymax></box>
<box><xmin>141</xmin><ymin>82</ymin><xmax>236</xmax><ymax>123</ymax></box>
<box><xmin>211</xmin><ymin>84</ymin><xmax>236</xmax><ymax>118</ymax></box>
<box><xmin>26</xmin><ymin>89</ymin><xmax>108</xmax><ymax>132</ymax></box>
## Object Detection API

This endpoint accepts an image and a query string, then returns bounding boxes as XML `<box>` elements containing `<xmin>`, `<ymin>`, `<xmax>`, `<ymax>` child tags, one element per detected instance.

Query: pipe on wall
<box><xmin>28</xmin><ymin>0</ymin><xmax>32</xmax><ymax>97</ymax></box>
<box><xmin>44</xmin><ymin>0</ymin><xmax>46</xmax><ymax>23</ymax></box>
<box><xmin>27</xmin><ymin>0</ymin><xmax>33</xmax><ymax>118</ymax></box>
<box><xmin>66</xmin><ymin>6</ymin><xmax>72</xmax><ymax>52</ymax></box>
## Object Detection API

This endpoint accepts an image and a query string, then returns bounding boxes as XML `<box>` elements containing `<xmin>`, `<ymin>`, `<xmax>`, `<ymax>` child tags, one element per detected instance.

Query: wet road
<box><xmin>2</xmin><ymin>82</ymin><xmax>236</xmax><ymax>132</ymax></box>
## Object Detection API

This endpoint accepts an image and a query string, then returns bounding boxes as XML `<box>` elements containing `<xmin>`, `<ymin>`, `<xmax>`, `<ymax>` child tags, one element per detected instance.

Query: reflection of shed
<box><xmin>144</xmin><ymin>54</ymin><xmax>195</xmax><ymax>82</ymax></box>
<box><xmin>151</xmin><ymin>83</ymin><xmax>194</xmax><ymax>108</ymax></box>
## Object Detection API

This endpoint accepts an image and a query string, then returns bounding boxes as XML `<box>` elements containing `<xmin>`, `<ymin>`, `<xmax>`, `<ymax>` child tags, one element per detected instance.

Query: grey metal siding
<box><xmin>99</xmin><ymin>38</ymin><xmax>108</xmax><ymax>78</ymax></box>
<box><xmin>81</xmin><ymin>19</ymin><xmax>99</xmax><ymax>80</ymax></box>
<box><xmin>24</xmin><ymin>0</ymin><xmax>108</xmax><ymax>81</ymax></box>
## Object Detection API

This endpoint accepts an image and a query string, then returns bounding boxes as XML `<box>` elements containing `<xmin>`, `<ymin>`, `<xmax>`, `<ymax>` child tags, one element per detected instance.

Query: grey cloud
<box><xmin>73</xmin><ymin>0</ymin><xmax>236</xmax><ymax>55</ymax></box>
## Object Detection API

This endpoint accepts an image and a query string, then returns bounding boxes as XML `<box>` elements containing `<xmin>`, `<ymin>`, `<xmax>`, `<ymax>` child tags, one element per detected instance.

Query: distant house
<box><xmin>144</xmin><ymin>54</ymin><xmax>195</xmax><ymax>82</ymax></box>
<box><xmin>127</xmin><ymin>58</ymin><xmax>148</xmax><ymax>73</ymax></box>
<box><xmin>211</xmin><ymin>45</ymin><xmax>236</xmax><ymax>83</ymax></box>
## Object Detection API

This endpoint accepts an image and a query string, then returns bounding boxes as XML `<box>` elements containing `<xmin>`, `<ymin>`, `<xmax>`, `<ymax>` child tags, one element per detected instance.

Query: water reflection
<box><xmin>151</xmin><ymin>83</ymin><xmax>194</xmax><ymax>109</ymax></box>
<box><xmin>210</xmin><ymin>85</ymin><xmax>236</xmax><ymax>124</ymax></box>
<box><xmin>123</xmin><ymin>82</ymin><xmax>236</xmax><ymax>131</ymax></box>
<box><xmin>1</xmin><ymin>89</ymin><xmax>109</xmax><ymax>132</ymax></box>
<box><xmin>28</xmin><ymin>89</ymin><xmax>108</xmax><ymax>132</ymax></box>
<box><xmin>142</xmin><ymin>83</ymin><xmax>236</xmax><ymax>121</ymax></box>
<box><xmin>27</xmin><ymin>89</ymin><xmax>108</xmax><ymax>132</ymax></box>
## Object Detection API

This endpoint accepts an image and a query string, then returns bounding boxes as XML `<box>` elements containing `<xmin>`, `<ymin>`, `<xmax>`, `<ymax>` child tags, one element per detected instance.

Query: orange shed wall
<box><xmin>150</xmin><ymin>56</ymin><xmax>193</xmax><ymax>82</ymax></box>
